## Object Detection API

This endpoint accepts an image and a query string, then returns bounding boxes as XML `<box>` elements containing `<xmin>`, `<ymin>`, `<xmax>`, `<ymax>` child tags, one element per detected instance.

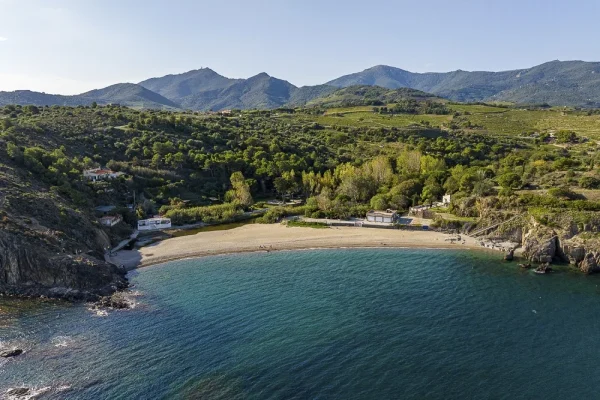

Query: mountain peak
<box><xmin>3</xmin><ymin>60</ymin><xmax>600</xmax><ymax>110</ymax></box>
<box><xmin>250</xmin><ymin>72</ymin><xmax>271</xmax><ymax>79</ymax></box>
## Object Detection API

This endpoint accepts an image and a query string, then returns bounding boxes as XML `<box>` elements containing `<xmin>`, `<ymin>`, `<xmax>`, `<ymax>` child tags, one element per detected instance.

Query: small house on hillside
<box><xmin>100</xmin><ymin>215</ymin><xmax>122</xmax><ymax>227</ymax></box>
<box><xmin>366</xmin><ymin>209</ymin><xmax>398</xmax><ymax>223</ymax></box>
<box><xmin>442</xmin><ymin>194</ymin><xmax>451</xmax><ymax>205</ymax></box>
<box><xmin>84</xmin><ymin>168</ymin><xmax>124</xmax><ymax>182</ymax></box>
<box><xmin>138</xmin><ymin>217</ymin><xmax>172</xmax><ymax>231</ymax></box>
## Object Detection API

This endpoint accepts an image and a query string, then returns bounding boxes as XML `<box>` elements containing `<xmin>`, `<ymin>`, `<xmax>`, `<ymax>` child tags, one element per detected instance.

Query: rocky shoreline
<box><xmin>0</xmin><ymin>230</ymin><xmax>129</xmax><ymax>302</ymax></box>
<box><xmin>477</xmin><ymin>216</ymin><xmax>600</xmax><ymax>274</ymax></box>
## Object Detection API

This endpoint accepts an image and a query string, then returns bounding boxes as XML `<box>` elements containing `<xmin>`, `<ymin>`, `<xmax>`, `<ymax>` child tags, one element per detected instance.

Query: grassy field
<box><xmin>287</xmin><ymin>105</ymin><xmax>600</xmax><ymax>140</ymax></box>
<box><xmin>448</xmin><ymin>104</ymin><xmax>509</xmax><ymax>114</ymax></box>
<box><xmin>464</xmin><ymin>109</ymin><xmax>600</xmax><ymax>138</ymax></box>
<box><xmin>295</xmin><ymin>110</ymin><xmax>452</xmax><ymax>129</ymax></box>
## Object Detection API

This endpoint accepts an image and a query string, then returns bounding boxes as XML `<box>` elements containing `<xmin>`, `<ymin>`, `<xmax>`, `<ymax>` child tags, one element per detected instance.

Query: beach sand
<box><xmin>109</xmin><ymin>224</ymin><xmax>484</xmax><ymax>269</ymax></box>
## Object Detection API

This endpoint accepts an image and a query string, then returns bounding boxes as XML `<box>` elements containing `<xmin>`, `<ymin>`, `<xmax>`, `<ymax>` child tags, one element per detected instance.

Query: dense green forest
<box><xmin>1</xmin><ymin>99</ymin><xmax>600</xmax><ymax>232</ymax></box>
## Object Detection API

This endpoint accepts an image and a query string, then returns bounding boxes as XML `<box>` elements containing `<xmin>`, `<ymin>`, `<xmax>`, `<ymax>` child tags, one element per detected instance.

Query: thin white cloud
<box><xmin>0</xmin><ymin>37</ymin><xmax>7</xmax><ymax>41</ymax></box>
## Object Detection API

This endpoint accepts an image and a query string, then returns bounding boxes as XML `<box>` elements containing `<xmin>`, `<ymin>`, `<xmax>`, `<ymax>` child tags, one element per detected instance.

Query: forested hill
<box><xmin>2</xmin><ymin>60</ymin><xmax>600</xmax><ymax>110</ymax></box>
<box><xmin>138</xmin><ymin>68</ymin><xmax>337</xmax><ymax>110</ymax></box>
<box><xmin>304</xmin><ymin>86</ymin><xmax>442</xmax><ymax>108</ymax></box>
<box><xmin>4</xmin><ymin>99</ymin><xmax>600</xmax><ymax>298</ymax></box>
<box><xmin>327</xmin><ymin>61</ymin><xmax>600</xmax><ymax>107</ymax></box>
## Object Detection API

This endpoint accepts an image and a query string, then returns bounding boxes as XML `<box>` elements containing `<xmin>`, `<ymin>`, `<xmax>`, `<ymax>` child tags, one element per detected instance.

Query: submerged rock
<box><xmin>6</xmin><ymin>387</ymin><xmax>30</xmax><ymax>396</ymax></box>
<box><xmin>534</xmin><ymin>263</ymin><xmax>553</xmax><ymax>274</ymax></box>
<box><xmin>94</xmin><ymin>292</ymin><xmax>134</xmax><ymax>310</ymax></box>
<box><xmin>0</xmin><ymin>348</ymin><xmax>23</xmax><ymax>358</ymax></box>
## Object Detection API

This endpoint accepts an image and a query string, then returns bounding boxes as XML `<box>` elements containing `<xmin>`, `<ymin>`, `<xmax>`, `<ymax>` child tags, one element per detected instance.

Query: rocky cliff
<box><xmin>0</xmin><ymin>154</ymin><xmax>128</xmax><ymax>300</ymax></box>
<box><xmin>0</xmin><ymin>227</ymin><xmax>127</xmax><ymax>301</ymax></box>
<box><xmin>489</xmin><ymin>214</ymin><xmax>600</xmax><ymax>274</ymax></box>
<box><xmin>461</xmin><ymin>197</ymin><xmax>600</xmax><ymax>274</ymax></box>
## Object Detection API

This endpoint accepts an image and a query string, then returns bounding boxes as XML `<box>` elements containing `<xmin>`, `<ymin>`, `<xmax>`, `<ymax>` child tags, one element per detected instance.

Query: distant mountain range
<box><xmin>327</xmin><ymin>61</ymin><xmax>600</xmax><ymax>106</ymax></box>
<box><xmin>1</xmin><ymin>60</ymin><xmax>600</xmax><ymax>110</ymax></box>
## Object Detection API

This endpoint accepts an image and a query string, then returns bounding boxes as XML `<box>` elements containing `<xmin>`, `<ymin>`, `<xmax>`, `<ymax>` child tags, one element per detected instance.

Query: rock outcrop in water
<box><xmin>6</xmin><ymin>387</ymin><xmax>30</xmax><ymax>397</ymax></box>
<box><xmin>94</xmin><ymin>291</ymin><xmax>134</xmax><ymax>309</ymax></box>
<box><xmin>0</xmin><ymin>348</ymin><xmax>23</xmax><ymax>358</ymax></box>
<box><xmin>470</xmin><ymin>204</ymin><xmax>600</xmax><ymax>274</ymax></box>
<box><xmin>522</xmin><ymin>227</ymin><xmax>558</xmax><ymax>264</ymax></box>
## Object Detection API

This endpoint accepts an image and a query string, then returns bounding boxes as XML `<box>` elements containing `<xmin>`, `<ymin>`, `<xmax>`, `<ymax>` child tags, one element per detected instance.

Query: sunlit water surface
<box><xmin>2</xmin><ymin>248</ymin><xmax>600</xmax><ymax>399</ymax></box>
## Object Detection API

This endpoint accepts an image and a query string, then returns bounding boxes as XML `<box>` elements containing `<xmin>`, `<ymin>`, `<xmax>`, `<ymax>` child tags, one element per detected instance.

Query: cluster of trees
<box><xmin>374</xmin><ymin>100</ymin><xmax>449</xmax><ymax>115</ymax></box>
<box><xmin>2</xmin><ymin>101</ymin><xmax>599</xmax><ymax>229</ymax></box>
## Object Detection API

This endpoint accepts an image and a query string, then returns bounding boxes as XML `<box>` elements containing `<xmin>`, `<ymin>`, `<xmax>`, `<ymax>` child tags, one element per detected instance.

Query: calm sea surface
<box><xmin>2</xmin><ymin>248</ymin><xmax>600</xmax><ymax>399</ymax></box>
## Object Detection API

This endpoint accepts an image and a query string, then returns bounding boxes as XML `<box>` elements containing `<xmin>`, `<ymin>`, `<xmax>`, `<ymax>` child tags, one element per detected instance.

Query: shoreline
<box><xmin>134</xmin><ymin>243</ymin><xmax>487</xmax><ymax>269</ymax></box>
<box><xmin>109</xmin><ymin>224</ymin><xmax>506</xmax><ymax>270</ymax></box>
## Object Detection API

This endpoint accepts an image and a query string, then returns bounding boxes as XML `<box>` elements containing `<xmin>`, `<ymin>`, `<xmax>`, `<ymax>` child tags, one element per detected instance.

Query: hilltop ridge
<box><xmin>1</xmin><ymin>60</ymin><xmax>600</xmax><ymax>109</ymax></box>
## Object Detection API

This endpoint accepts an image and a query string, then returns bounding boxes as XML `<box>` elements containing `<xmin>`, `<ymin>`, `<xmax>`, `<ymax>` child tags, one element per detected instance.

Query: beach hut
<box><xmin>366</xmin><ymin>210</ymin><xmax>398</xmax><ymax>223</ymax></box>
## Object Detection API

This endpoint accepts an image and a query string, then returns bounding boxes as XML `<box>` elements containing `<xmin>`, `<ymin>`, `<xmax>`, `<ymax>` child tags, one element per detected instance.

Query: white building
<box><xmin>138</xmin><ymin>217</ymin><xmax>172</xmax><ymax>231</ymax></box>
<box><xmin>366</xmin><ymin>209</ymin><xmax>398</xmax><ymax>223</ymax></box>
<box><xmin>84</xmin><ymin>168</ymin><xmax>124</xmax><ymax>182</ymax></box>
<box><xmin>442</xmin><ymin>194</ymin><xmax>452</xmax><ymax>205</ymax></box>
<box><xmin>100</xmin><ymin>215</ymin><xmax>122</xmax><ymax>227</ymax></box>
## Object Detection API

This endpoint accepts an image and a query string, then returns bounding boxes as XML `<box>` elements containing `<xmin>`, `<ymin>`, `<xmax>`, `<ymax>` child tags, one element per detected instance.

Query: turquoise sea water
<box><xmin>2</xmin><ymin>248</ymin><xmax>600</xmax><ymax>399</ymax></box>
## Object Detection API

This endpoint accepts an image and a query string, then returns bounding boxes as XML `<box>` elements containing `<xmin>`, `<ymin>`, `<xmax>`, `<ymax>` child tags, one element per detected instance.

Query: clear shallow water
<box><xmin>2</xmin><ymin>249</ymin><xmax>600</xmax><ymax>399</ymax></box>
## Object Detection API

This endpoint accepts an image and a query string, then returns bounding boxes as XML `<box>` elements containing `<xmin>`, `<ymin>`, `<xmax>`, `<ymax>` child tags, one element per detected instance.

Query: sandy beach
<box><xmin>109</xmin><ymin>224</ymin><xmax>485</xmax><ymax>269</ymax></box>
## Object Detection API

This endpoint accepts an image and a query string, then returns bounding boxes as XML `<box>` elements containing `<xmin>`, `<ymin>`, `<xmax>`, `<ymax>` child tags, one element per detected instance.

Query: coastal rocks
<box><xmin>4</xmin><ymin>386</ymin><xmax>57</xmax><ymax>398</ymax></box>
<box><xmin>579</xmin><ymin>252</ymin><xmax>600</xmax><ymax>274</ymax></box>
<box><xmin>522</xmin><ymin>228</ymin><xmax>558</xmax><ymax>263</ymax></box>
<box><xmin>6</xmin><ymin>387</ymin><xmax>30</xmax><ymax>397</ymax></box>
<box><xmin>560</xmin><ymin>243</ymin><xmax>586</xmax><ymax>265</ymax></box>
<box><xmin>94</xmin><ymin>292</ymin><xmax>133</xmax><ymax>309</ymax></box>
<box><xmin>0</xmin><ymin>348</ymin><xmax>23</xmax><ymax>358</ymax></box>
<box><xmin>504</xmin><ymin>249</ymin><xmax>514</xmax><ymax>261</ymax></box>
<box><xmin>534</xmin><ymin>263</ymin><xmax>553</xmax><ymax>274</ymax></box>
<box><xmin>0</xmin><ymin>230</ymin><xmax>128</xmax><ymax>301</ymax></box>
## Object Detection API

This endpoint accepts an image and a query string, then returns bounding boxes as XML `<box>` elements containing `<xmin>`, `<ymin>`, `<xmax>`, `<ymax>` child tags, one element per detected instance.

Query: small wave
<box><xmin>56</xmin><ymin>385</ymin><xmax>72</xmax><ymax>393</ymax></box>
<box><xmin>51</xmin><ymin>336</ymin><xmax>73</xmax><ymax>348</ymax></box>
<box><xmin>87</xmin><ymin>307</ymin><xmax>109</xmax><ymax>317</ymax></box>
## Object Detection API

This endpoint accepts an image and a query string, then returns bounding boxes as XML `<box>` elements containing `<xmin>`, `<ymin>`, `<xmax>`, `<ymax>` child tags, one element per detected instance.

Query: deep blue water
<box><xmin>2</xmin><ymin>249</ymin><xmax>600</xmax><ymax>399</ymax></box>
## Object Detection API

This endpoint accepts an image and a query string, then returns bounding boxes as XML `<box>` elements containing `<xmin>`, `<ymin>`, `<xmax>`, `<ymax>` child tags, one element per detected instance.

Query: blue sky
<box><xmin>0</xmin><ymin>0</ymin><xmax>599</xmax><ymax>94</ymax></box>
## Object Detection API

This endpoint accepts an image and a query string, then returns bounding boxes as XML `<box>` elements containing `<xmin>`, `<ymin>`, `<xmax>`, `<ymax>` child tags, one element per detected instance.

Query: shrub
<box><xmin>579</xmin><ymin>176</ymin><xmax>600</xmax><ymax>189</ymax></box>
<box><xmin>163</xmin><ymin>203</ymin><xmax>243</xmax><ymax>225</ymax></box>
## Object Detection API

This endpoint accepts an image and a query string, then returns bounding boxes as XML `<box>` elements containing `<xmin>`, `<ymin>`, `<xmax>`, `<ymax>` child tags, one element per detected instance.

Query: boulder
<box><xmin>521</xmin><ymin>226</ymin><xmax>560</xmax><ymax>264</ymax></box>
<box><xmin>535</xmin><ymin>263</ymin><xmax>553</xmax><ymax>274</ymax></box>
<box><xmin>523</xmin><ymin>234</ymin><xmax>557</xmax><ymax>263</ymax></box>
<box><xmin>561</xmin><ymin>244</ymin><xmax>586</xmax><ymax>265</ymax></box>
<box><xmin>504</xmin><ymin>249</ymin><xmax>514</xmax><ymax>261</ymax></box>
<box><xmin>0</xmin><ymin>348</ymin><xmax>23</xmax><ymax>358</ymax></box>
<box><xmin>95</xmin><ymin>292</ymin><xmax>131</xmax><ymax>309</ymax></box>
<box><xmin>579</xmin><ymin>252</ymin><xmax>600</xmax><ymax>274</ymax></box>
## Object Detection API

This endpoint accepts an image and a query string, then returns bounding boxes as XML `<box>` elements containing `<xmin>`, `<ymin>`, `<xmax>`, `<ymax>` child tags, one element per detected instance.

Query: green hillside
<box><xmin>304</xmin><ymin>85</ymin><xmax>441</xmax><ymax>108</ymax></box>
<box><xmin>4</xmin><ymin>97</ymin><xmax>600</xmax><ymax>297</ymax></box>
